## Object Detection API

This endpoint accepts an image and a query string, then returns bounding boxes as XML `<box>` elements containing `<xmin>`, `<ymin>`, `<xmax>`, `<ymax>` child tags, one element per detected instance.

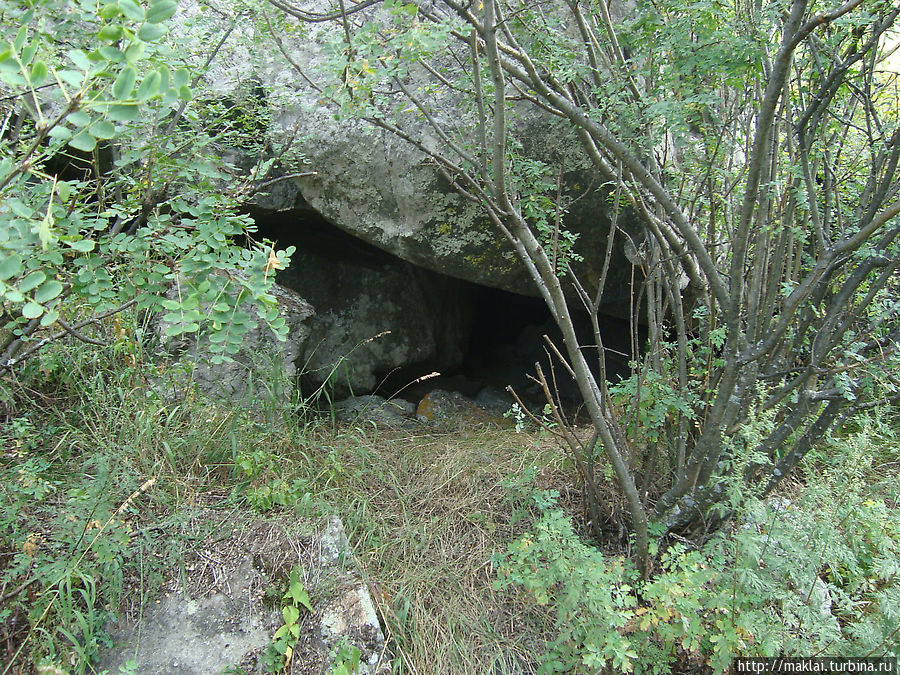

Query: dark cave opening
<box><xmin>247</xmin><ymin>203</ymin><xmax>634</xmax><ymax>405</ymax></box>
<box><xmin>442</xmin><ymin>283</ymin><xmax>635</xmax><ymax>404</ymax></box>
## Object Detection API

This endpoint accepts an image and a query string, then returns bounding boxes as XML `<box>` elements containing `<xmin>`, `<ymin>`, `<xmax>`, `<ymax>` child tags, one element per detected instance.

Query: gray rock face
<box><xmin>277</xmin><ymin>225</ymin><xmax>473</xmax><ymax>398</ymax></box>
<box><xmin>96</xmin><ymin>513</ymin><xmax>389</xmax><ymax>675</ymax></box>
<box><xmin>415</xmin><ymin>388</ymin><xmax>513</xmax><ymax>428</ymax></box>
<box><xmin>156</xmin><ymin>280</ymin><xmax>315</xmax><ymax>402</ymax></box>
<box><xmin>176</xmin><ymin>0</ymin><xmax>643</xmax><ymax>316</ymax></box>
<box><xmin>154</xmin><ymin>226</ymin><xmax>477</xmax><ymax>400</ymax></box>
<box><xmin>332</xmin><ymin>394</ymin><xmax>418</xmax><ymax>427</ymax></box>
<box><xmin>288</xmin><ymin>129</ymin><xmax>522</xmax><ymax>290</ymax></box>
<box><xmin>292</xmin><ymin>140</ymin><xmax>640</xmax><ymax>314</ymax></box>
<box><xmin>97</xmin><ymin>558</ymin><xmax>274</xmax><ymax>675</ymax></box>
<box><xmin>313</xmin><ymin>517</ymin><xmax>390</xmax><ymax>675</ymax></box>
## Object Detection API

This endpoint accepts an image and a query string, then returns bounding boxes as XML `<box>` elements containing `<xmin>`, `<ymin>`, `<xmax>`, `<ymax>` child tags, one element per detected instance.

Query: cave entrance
<box><xmin>423</xmin><ymin>284</ymin><xmax>634</xmax><ymax>404</ymax></box>
<box><xmin>247</xmin><ymin>202</ymin><xmax>632</xmax><ymax>406</ymax></box>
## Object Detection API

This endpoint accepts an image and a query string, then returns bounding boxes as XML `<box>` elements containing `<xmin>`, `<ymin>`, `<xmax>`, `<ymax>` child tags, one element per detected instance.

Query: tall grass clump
<box><xmin>0</xmin><ymin>316</ymin><xmax>323</xmax><ymax>672</ymax></box>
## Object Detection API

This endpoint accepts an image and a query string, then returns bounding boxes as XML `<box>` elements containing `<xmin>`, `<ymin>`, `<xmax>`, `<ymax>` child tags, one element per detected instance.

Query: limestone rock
<box><xmin>96</xmin><ymin>558</ymin><xmax>274</xmax><ymax>675</ymax></box>
<box><xmin>156</xmin><ymin>281</ymin><xmax>315</xmax><ymax>403</ymax></box>
<box><xmin>332</xmin><ymin>395</ymin><xmax>418</xmax><ymax>427</ymax></box>
<box><xmin>175</xmin><ymin>0</ymin><xmax>644</xmax><ymax>316</ymax></box>
<box><xmin>96</xmin><ymin>513</ymin><xmax>389</xmax><ymax>675</ymax></box>
<box><xmin>474</xmin><ymin>386</ymin><xmax>516</xmax><ymax>417</ymax></box>
<box><xmin>415</xmin><ymin>388</ymin><xmax>512</xmax><ymax>427</ymax></box>
<box><xmin>277</xmin><ymin>230</ymin><xmax>473</xmax><ymax>398</ymax></box>
<box><xmin>309</xmin><ymin>516</ymin><xmax>390</xmax><ymax>675</ymax></box>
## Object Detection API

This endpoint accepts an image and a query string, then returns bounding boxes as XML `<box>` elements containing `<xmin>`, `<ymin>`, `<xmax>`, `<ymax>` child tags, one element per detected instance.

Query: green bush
<box><xmin>0</xmin><ymin>0</ymin><xmax>293</xmax><ymax>378</ymax></box>
<box><xmin>494</xmin><ymin>417</ymin><xmax>900</xmax><ymax>673</ymax></box>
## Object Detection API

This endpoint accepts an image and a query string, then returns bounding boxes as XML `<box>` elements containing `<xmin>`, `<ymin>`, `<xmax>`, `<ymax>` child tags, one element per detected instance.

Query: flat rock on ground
<box><xmin>95</xmin><ymin>511</ymin><xmax>388</xmax><ymax>675</ymax></box>
<box><xmin>331</xmin><ymin>395</ymin><xmax>418</xmax><ymax>428</ymax></box>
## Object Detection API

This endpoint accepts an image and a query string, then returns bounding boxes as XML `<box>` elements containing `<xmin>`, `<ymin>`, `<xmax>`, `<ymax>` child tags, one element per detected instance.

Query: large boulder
<box><xmin>155</xmin><ymin>280</ymin><xmax>315</xmax><ymax>402</ymax></box>
<box><xmin>153</xmin><ymin>220</ymin><xmax>477</xmax><ymax>401</ymax></box>
<box><xmin>275</xmin><ymin>221</ymin><xmax>474</xmax><ymax>397</ymax></box>
<box><xmin>174</xmin><ymin>1</ymin><xmax>643</xmax><ymax>318</ymax></box>
<box><xmin>96</xmin><ymin>513</ymin><xmax>390</xmax><ymax>675</ymax></box>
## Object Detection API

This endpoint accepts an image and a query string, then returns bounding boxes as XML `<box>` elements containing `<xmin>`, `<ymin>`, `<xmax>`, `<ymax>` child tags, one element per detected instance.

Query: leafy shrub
<box><xmin>0</xmin><ymin>0</ymin><xmax>293</xmax><ymax>377</ymax></box>
<box><xmin>234</xmin><ymin>446</ymin><xmax>314</xmax><ymax>512</ymax></box>
<box><xmin>494</xmin><ymin>418</ymin><xmax>900</xmax><ymax>673</ymax></box>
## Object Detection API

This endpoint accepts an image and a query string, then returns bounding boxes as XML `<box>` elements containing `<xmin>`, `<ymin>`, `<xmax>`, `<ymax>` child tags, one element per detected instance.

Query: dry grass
<box><xmin>313</xmin><ymin>423</ymin><xmax>574</xmax><ymax>675</ymax></box>
<box><xmin>2</xmin><ymin>341</ymin><xmax>587</xmax><ymax>673</ymax></box>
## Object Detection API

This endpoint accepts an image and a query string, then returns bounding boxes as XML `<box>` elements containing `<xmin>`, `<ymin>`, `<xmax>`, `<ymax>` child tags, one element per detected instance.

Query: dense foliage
<box><xmin>0</xmin><ymin>0</ymin><xmax>294</xmax><ymax>380</ymax></box>
<box><xmin>495</xmin><ymin>415</ymin><xmax>900</xmax><ymax>672</ymax></box>
<box><xmin>0</xmin><ymin>2</ymin><xmax>297</xmax><ymax>667</ymax></box>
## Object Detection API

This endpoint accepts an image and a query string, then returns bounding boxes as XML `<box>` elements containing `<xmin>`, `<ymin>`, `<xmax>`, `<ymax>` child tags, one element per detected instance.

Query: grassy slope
<box><xmin>2</xmin><ymin>336</ymin><xmax>899</xmax><ymax>673</ymax></box>
<box><xmin>0</xmin><ymin>339</ymin><xmax>565</xmax><ymax>674</ymax></box>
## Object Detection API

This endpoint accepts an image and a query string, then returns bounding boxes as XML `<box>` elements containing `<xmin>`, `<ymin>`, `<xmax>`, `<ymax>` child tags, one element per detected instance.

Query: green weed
<box><xmin>262</xmin><ymin>565</ymin><xmax>313</xmax><ymax>673</ymax></box>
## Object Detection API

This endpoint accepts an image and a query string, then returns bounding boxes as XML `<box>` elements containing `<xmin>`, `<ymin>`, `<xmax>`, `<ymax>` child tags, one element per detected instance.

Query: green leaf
<box><xmin>108</xmin><ymin>103</ymin><xmax>139</xmax><ymax>121</ymax></box>
<box><xmin>172</xmin><ymin>67</ymin><xmax>189</xmax><ymax>89</ymax></box>
<box><xmin>69</xmin><ymin>132</ymin><xmax>97</xmax><ymax>152</ymax></box>
<box><xmin>99</xmin><ymin>3</ymin><xmax>121</xmax><ymax>19</ymax></box>
<box><xmin>178</xmin><ymin>84</ymin><xmax>192</xmax><ymax>101</ymax></box>
<box><xmin>21</xmin><ymin>43</ymin><xmax>37</xmax><ymax>66</ymax></box>
<box><xmin>57</xmin><ymin>181</ymin><xmax>71</xmax><ymax>202</ymax></box>
<box><xmin>118</xmin><ymin>0</ymin><xmax>145</xmax><ymax>21</ymax></box>
<box><xmin>40</xmin><ymin>309</ymin><xmax>59</xmax><ymax>327</ymax></box>
<box><xmin>137</xmin><ymin>22</ymin><xmax>166</xmax><ymax>41</ymax></box>
<box><xmin>19</xmin><ymin>271</ymin><xmax>46</xmax><ymax>293</ymax></box>
<box><xmin>282</xmin><ymin>605</ymin><xmax>300</xmax><ymax>626</ymax></box>
<box><xmin>68</xmin><ymin>239</ymin><xmax>96</xmax><ymax>252</ymax></box>
<box><xmin>99</xmin><ymin>46</ymin><xmax>125</xmax><ymax>62</ymax></box>
<box><xmin>1</xmin><ymin>72</ymin><xmax>26</xmax><ymax>86</ymax></box>
<box><xmin>98</xmin><ymin>24</ymin><xmax>124</xmax><ymax>41</ymax></box>
<box><xmin>135</xmin><ymin>70</ymin><xmax>160</xmax><ymax>100</ymax></box>
<box><xmin>68</xmin><ymin>49</ymin><xmax>91</xmax><ymax>71</ymax></box>
<box><xmin>68</xmin><ymin>110</ymin><xmax>92</xmax><ymax>128</ymax></box>
<box><xmin>90</xmin><ymin>120</ymin><xmax>116</xmax><ymax>139</ymax></box>
<box><xmin>34</xmin><ymin>280</ymin><xmax>63</xmax><ymax>303</ymax></box>
<box><xmin>0</xmin><ymin>53</ymin><xmax>18</xmax><ymax>74</ymax></box>
<box><xmin>284</xmin><ymin>568</ymin><xmax>313</xmax><ymax>611</ymax></box>
<box><xmin>146</xmin><ymin>0</ymin><xmax>178</xmax><ymax>23</ymax></box>
<box><xmin>14</xmin><ymin>26</ymin><xmax>27</xmax><ymax>52</ymax></box>
<box><xmin>112</xmin><ymin>66</ymin><xmax>136</xmax><ymax>99</ymax></box>
<box><xmin>30</xmin><ymin>60</ymin><xmax>47</xmax><ymax>85</ymax></box>
<box><xmin>58</xmin><ymin>69</ymin><xmax>84</xmax><ymax>88</ymax></box>
<box><xmin>48</xmin><ymin>126</ymin><xmax>73</xmax><ymax>140</ymax></box>
<box><xmin>7</xmin><ymin>199</ymin><xmax>32</xmax><ymax>219</ymax></box>
<box><xmin>38</xmin><ymin>213</ymin><xmax>53</xmax><ymax>249</ymax></box>
<box><xmin>124</xmin><ymin>42</ymin><xmax>144</xmax><ymax>64</ymax></box>
<box><xmin>0</xmin><ymin>255</ymin><xmax>23</xmax><ymax>281</ymax></box>
<box><xmin>157</xmin><ymin>65</ymin><xmax>169</xmax><ymax>91</ymax></box>
<box><xmin>22</xmin><ymin>302</ymin><xmax>44</xmax><ymax>319</ymax></box>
